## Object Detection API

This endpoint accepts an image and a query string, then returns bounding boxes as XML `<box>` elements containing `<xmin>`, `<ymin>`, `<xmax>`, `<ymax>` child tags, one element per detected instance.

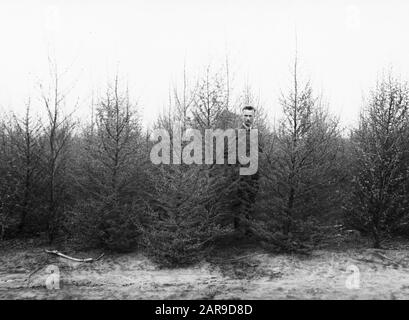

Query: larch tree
<box><xmin>0</xmin><ymin>118</ymin><xmax>20</xmax><ymax>240</ymax></box>
<box><xmin>261</xmin><ymin>54</ymin><xmax>342</xmax><ymax>244</ymax></box>
<box><xmin>347</xmin><ymin>73</ymin><xmax>409</xmax><ymax>248</ymax></box>
<box><xmin>9</xmin><ymin>100</ymin><xmax>43</xmax><ymax>234</ymax></box>
<box><xmin>39</xmin><ymin>63</ymin><xmax>76</xmax><ymax>244</ymax></box>
<box><xmin>75</xmin><ymin>76</ymin><xmax>144</xmax><ymax>251</ymax></box>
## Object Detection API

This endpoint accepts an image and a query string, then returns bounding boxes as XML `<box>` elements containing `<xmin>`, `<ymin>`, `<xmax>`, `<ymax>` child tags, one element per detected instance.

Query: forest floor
<box><xmin>1</xmin><ymin>238</ymin><xmax>409</xmax><ymax>299</ymax></box>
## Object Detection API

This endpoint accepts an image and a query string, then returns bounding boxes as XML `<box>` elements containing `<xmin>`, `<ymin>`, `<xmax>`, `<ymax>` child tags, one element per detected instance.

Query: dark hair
<box><xmin>242</xmin><ymin>105</ymin><xmax>256</xmax><ymax>113</ymax></box>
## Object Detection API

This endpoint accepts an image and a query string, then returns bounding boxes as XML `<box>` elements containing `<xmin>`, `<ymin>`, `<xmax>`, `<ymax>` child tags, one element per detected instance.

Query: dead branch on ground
<box><xmin>45</xmin><ymin>250</ymin><xmax>104</xmax><ymax>263</ymax></box>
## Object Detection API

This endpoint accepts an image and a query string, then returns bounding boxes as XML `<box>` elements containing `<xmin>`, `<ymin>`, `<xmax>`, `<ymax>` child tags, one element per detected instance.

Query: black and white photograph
<box><xmin>1</xmin><ymin>0</ymin><xmax>409</xmax><ymax>305</ymax></box>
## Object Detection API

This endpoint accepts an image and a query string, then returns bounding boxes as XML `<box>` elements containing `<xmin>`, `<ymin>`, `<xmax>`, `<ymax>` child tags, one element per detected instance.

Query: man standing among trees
<box><xmin>231</xmin><ymin>105</ymin><xmax>261</xmax><ymax>234</ymax></box>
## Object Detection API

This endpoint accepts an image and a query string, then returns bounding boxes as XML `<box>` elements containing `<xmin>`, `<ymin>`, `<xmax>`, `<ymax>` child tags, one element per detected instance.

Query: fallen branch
<box><xmin>223</xmin><ymin>253</ymin><xmax>266</xmax><ymax>262</ymax></box>
<box><xmin>45</xmin><ymin>250</ymin><xmax>104</xmax><ymax>263</ymax></box>
<box><xmin>371</xmin><ymin>251</ymin><xmax>402</xmax><ymax>267</ymax></box>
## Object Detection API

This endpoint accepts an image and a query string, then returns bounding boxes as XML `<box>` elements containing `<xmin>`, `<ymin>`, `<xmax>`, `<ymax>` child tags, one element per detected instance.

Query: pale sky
<box><xmin>1</xmin><ymin>0</ymin><xmax>409</xmax><ymax>129</ymax></box>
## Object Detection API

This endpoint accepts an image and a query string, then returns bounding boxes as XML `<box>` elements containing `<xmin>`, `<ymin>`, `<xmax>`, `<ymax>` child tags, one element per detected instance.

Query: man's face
<box><xmin>242</xmin><ymin>109</ymin><xmax>255</xmax><ymax>128</ymax></box>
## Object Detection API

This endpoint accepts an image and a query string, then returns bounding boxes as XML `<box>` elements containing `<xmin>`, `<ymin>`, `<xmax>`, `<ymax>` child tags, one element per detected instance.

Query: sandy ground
<box><xmin>1</xmin><ymin>241</ymin><xmax>409</xmax><ymax>299</ymax></box>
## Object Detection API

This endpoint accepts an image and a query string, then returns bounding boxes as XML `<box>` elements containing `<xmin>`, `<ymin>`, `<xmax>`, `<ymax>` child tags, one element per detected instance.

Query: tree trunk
<box><xmin>372</xmin><ymin>212</ymin><xmax>381</xmax><ymax>248</ymax></box>
<box><xmin>285</xmin><ymin>187</ymin><xmax>295</xmax><ymax>235</ymax></box>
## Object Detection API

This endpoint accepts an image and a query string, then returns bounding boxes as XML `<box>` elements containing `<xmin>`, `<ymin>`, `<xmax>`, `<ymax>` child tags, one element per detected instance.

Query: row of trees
<box><xmin>1</xmin><ymin>59</ymin><xmax>409</xmax><ymax>266</ymax></box>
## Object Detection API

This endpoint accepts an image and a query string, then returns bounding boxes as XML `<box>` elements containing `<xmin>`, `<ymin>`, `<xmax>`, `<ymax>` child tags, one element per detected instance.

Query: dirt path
<box><xmin>1</xmin><ymin>245</ymin><xmax>409</xmax><ymax>299</ymax></box>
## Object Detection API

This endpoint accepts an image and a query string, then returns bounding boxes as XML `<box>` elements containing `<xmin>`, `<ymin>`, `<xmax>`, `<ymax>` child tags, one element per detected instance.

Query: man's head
<box><xmin>242</xmin><ymin>105</ymin><xmax>256</xmax><ymax>128</ymax></box>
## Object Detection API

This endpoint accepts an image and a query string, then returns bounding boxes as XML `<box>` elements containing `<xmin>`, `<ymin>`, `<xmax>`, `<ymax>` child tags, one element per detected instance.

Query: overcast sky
<box><xmin>0</xmin><ymin>0</ymin><xmax>408</xmax><ymax>129</ymax></box>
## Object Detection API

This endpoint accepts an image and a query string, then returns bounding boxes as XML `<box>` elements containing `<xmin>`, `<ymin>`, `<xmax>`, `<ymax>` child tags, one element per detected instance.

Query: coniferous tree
<box><xmin>73</xmin><ymin>76</ymin><xmax>145</xmax><ymax>251</ymax></box>
<box><xmin>261</xmin><ymin>55</ymin><xmax>342</xmax><ymax>245</ymax></box>
<box><xmin>346</xmin><ymin>73</ymin><xmax>409</xmax><ymax>247</ymax></box>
